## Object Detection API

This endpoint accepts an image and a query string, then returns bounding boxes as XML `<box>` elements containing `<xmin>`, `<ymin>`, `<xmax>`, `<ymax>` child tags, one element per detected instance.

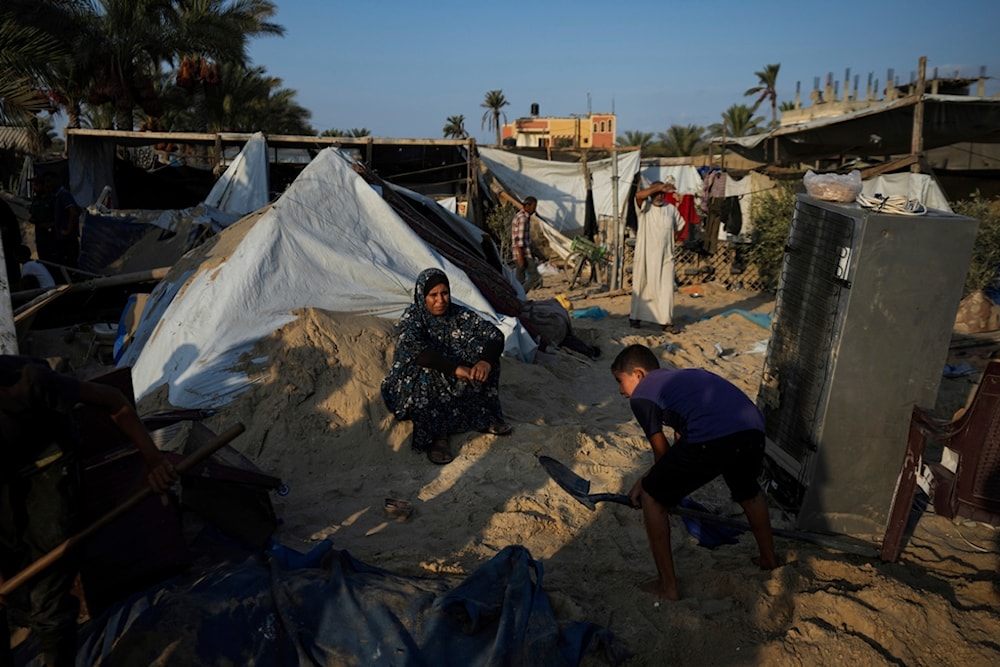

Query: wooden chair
<box><xmin>882</xmin><ymin>359</ymin><xmax>1000</xmax><ymax>561</ymax></box>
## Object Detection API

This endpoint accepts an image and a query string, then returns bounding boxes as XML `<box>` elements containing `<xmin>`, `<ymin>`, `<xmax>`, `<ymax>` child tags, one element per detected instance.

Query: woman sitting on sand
<box><xmin>381</xmin><ymin>268</ymin><xmax>511</xmax><ymax>464</ymax></box>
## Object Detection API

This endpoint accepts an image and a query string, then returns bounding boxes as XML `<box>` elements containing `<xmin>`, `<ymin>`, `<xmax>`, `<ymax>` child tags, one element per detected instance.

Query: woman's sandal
<box><xmin>480</xmin><ymin>422</ymin><xmax>513</xmax><ymax>436</ymax></box>
<box><xmin>426</xmin><ymin>438</ymin><xmax>453</xmax><ymax>465</ymax></box>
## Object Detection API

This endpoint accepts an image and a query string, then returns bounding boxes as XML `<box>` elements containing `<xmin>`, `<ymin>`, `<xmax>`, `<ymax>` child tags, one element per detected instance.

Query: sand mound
<box><xmin>141</xmin><ymin>275</ymin><xmax>999</xmax><ymax>666</ymax></box>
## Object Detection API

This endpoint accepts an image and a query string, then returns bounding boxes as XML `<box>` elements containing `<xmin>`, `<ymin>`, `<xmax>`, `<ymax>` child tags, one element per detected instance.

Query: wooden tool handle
<box><xmin>0</xmin><ymin>423</ymin><xmax>246</xmax><ymax>598</ymax></box>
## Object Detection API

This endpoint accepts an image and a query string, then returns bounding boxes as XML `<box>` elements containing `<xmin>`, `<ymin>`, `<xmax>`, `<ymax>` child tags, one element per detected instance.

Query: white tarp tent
<box><xmin>478</xmin><ymin>147</ymin><xmax>642</xmax><ymax>259</ymax></box>
<box><xmin>203</xmin><ymin>131</ymin><xmax>271</xmax><ymax>229</ymax></box>
<box><xmin>119</xmin><ymin>148</ymin><xmax>535</xmax><ymax>408</ymax></box>
<box><xmin>637</xmin><ymin>164</ymin><xmax>703</xmax><ymax>196</ymax></box>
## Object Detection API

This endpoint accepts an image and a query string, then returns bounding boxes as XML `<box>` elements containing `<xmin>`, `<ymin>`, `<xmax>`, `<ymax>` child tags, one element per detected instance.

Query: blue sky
<box><xmin>250</xmin><ymin>0</ymin><xmax>998</xmax><ymax>143</ymax></box>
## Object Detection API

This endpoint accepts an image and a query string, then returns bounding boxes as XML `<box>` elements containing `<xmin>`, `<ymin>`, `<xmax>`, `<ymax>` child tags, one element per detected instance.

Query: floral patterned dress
<box><xmin>381</xmin><ymin>268</ymin><xmax>506</xmax><ymax>452</ymax></box>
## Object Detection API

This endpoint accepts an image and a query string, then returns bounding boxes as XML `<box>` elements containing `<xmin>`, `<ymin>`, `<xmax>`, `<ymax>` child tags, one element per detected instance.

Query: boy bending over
<box><xmin>610</xmin><ymin>344</ymin><xmax>777</xmax><ymax>600</ymax></box>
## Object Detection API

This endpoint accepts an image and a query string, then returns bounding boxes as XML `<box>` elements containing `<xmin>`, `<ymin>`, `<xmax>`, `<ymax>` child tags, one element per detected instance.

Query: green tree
<box><xmin>443</xmin><ymin>115</ymin><xmax>468</xmax><ymax>139</ymax></box>
<box><xmin>657</xmin><ymin>124</ymin><xmax>706</xmax><ymax>157</ymax></box>
<box><xmin>173</xmin><ymin>62</ymin><xmax>310</xmax><ymax>133</ymax></box>
<box><xmin>480</xmin><ymin>89</ymin><xmax>509</xmax><ymax>147</ymax></box>
<box><xmin>747</xmin><ymin>181</ymin><xmax>796</xmax><ymax>289</ymax></box>
<box><xmin>954</xmin><ymin>192</ymin><xmax>1000</xmax><ymax>297</ymax></box>
<box><xmin>321</xmin><ymin>128</ymin><xmax>370</xmax><ymax>137</ymax></box>
<box><xmin>744</xmin><ymin>63</ymin><xmax>781</xmax><ymax>128</ymax></box>
<box><xmin>709</xmin><ymin>104</ymin><xmax>765</xmax><ymax>138</ymax></box>
<box><xmin>0</xmin><ymin>0</ymin><xmax>76</xmax><ymax>127</ymax></box>
<box><xmin>35</xmin><ymin>0</ymin><xmax>285</xmax><ymax>130</ymax></box>
<box><xmin>176</xmin><ymin>0</ymin><xmax>282</xmax><ymax>65</ymax></box>
<box><xmin>616</xmin><ymin>130</ymin><xmax>654</xmax><ymax>149</ymax></box>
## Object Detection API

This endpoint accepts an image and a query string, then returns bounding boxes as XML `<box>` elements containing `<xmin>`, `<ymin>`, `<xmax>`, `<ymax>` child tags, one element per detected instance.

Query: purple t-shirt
<box><xmin>629</xmin><ymin>368</ymin><xmax>764</xmax><ymax>444</ymax></box>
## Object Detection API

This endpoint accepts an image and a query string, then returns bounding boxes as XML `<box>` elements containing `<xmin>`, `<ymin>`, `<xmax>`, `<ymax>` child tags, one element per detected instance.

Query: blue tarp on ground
<box><xmin>16</xmin><ymin>544</ymin><xmax>622</xmax><ymax>666</ymax></box>
<box><xmin>716</xmin><ymin>309</ymin><xmax>772</xmax><ymax>330</ymax></box>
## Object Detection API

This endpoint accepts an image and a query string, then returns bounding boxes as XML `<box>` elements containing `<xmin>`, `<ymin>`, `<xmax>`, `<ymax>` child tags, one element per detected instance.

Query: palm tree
<box><xmin>176</xmin><ymin>0</ymin><xmax>282</xmax><ymax>64</ymax></box>
<box><xmin>744</xmin><ymin>63</ymin><xmax>781</xmax><ymax>128</ymax></box>
<box><xmin>176</xmin><ymin>62</ymin><xmax>309</xmax><ymax>133</ymax></box>
<box><xmin>320</xmin><ymin>128</ymin><xmax>370</xmax><ymax>137</ymax></box>
<box><xmin>480</xmin><ymin>90</ymin><xmax>509</xmax><ymax>147</ymax></box>
<box><xmin>83</xmin><ymin>0</ymin><xmax>184</xmax><ymax>130</ymax></box>
<box><xmin>616</xmin><ymin>130</ymin><xmax>654</xmax><ymax>149</ymax></box>
<box><xmin>4</xmin><ymin>0</ymin><xmax>294</xmax><ymax>135</ymax></box>
<box><xmin>44</xmin><ymin>0</ymin><xmax>285</xmax><ymax>130</ymax></box>
<box><xmin>0</xmin><ymin>1</ymin><xmax>76</xmax><ymax>126</ymax></box>
<box><xmin>443</xmin><ymin>115</ymin><xmax>468</xmax><ymax>139</ymax></box>
<box><xmin>657</xmin><ymin>124</ymin><xmax>707</xmax><ymax>157</ymax></box>
<box><xmin>710</xmin><ymin>104</ymin><xmax>765</xmax><ymax>138</ymax></box>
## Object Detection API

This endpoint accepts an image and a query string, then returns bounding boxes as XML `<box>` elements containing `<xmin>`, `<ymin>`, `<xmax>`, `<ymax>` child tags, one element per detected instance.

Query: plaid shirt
<box><xmin>511</xmin><ymin>209</ymin><xmax>533</xmax><ymax>259</ymax></box>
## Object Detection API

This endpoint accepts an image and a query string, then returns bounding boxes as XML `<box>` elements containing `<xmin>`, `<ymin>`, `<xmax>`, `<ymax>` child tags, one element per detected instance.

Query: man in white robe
<box><xmin>630</xmin><ymin>180</ymin><xmax>685</xmax><ymax>332</ymax></box>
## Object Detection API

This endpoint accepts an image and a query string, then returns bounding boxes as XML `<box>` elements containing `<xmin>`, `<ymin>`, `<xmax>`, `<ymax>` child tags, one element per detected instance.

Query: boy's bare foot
<box><xmin>751</xmin><ymin>554</ymin><xmax>781</xmax><ymax>570</ymax></box>
<box><xmin>640</xmin><ymin>578</ymin><xmax>680</xmax><ymax>601</ymax></box>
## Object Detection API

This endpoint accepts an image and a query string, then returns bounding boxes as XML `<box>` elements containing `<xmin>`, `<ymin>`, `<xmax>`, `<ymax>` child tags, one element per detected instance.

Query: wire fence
<box><xmin>674</xmin><ymin>244</ymin><xmax>767</xmax><ymax>292</ymax></box>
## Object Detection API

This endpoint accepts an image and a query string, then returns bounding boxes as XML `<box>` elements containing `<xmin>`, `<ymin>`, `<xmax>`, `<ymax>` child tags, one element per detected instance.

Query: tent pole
<box><xmin>910</xmin><ymin>56</ymin><xmax>927</xmax><ymax>174</ymax></box>
<box><xmin>610</xmin><ymin>148</ymin><xmax>621</xmax><ymax>291</ymax></box>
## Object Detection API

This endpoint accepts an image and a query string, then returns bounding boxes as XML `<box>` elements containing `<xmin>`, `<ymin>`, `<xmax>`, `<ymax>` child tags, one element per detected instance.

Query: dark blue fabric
<box><xmin>76</xmin><ymin>213</ymin><xmax>150</xmax><ymax>274</ymax></box>
<box><xmin>678</xmin><ymin>497</ymin><xmax>744</xmax><ymax>549</ymax></box>
<box><xmin>60</xmin><ymin>544</ymin><xmax>619</xmax><ymax>666</ymax></box>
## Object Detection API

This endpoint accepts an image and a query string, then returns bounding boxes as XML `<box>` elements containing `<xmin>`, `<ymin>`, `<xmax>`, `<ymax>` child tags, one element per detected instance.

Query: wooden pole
<box><xmin>0</xmin><ymin>242</ymin><xmax>17</xmax><ymax>354</ymax></box>
<box><xmin>910</xmin><ymin>56</ymin><xmax>927</xmax><ymax>174</ymax></box>
<box><xmin>610</xmin><ymin>148</ymin><xmax>621</xmax><ymax>291</ymax></box>
<box><xmin>0</xmin><ymin>423</ymin><xmax>246</xmax><ymax>598</ymax></box>
<box><xmin>12</xmin><ymin>266</ymin><xmax>171</xmax><ymax>302</ymax></box>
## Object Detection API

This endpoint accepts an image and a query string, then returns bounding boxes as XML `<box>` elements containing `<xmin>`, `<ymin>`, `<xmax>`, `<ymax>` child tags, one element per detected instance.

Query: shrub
<box><xmin>747</xmin><ymin>181</ymin><xmax>797</xmax><ymax>290</ymax></box>
<box><xmin>953</xmin><ymin>192</ymin><xmax>1000</xmax><ymax>298</ymax></box>
<box><xmin>484</xmin><ymin>200</ymin><xmax>518</xmax><ymax>262</ymax></box>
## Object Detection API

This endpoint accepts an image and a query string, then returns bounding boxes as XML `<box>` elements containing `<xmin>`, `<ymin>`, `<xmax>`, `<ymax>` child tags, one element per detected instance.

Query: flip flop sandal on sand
<box><xmin>427</xmin><ymin>439</ymin><xmax>453</xmax><ymax>465</ymax></box>
<box><xmin>480</xmin><ymin>422</ymin><xmax>513</xmax><ymax>436</ymax></box>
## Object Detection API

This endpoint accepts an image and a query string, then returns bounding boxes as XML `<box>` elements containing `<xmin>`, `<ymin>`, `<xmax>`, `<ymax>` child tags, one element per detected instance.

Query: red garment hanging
<box><xmin>666</xmin><ymin>192</ymin><xmax>701</xmax><ymax>243</ymax></box>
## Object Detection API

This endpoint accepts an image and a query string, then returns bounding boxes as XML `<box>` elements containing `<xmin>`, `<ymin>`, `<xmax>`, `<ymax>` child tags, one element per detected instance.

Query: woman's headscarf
<box><xmin>394</xmin><ymin>267</ymin><xmax>496</xmax><ymax>366</ymax></box>
<box><xmin>412</xmin><ymin>267</ymin><xmax>455</xmax><ymax>331</ymax></box>
<box><xmin>415</xmin><ymin>268</ymin><xmax>450</xmax><ymax>305</ymax></box>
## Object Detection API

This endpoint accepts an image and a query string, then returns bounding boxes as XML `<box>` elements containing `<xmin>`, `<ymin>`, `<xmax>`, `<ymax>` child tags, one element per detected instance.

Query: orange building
<box><xmin>501</xmin><ymin>105</ymin><xmax>615</xmax><ymax>149</ymax></box>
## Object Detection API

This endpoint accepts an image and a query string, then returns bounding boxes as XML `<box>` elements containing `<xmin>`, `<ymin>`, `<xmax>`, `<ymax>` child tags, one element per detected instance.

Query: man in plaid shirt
<box><xmin>511</xmin><ymin>196</ymin><xmax>541</xmax><ymax>291</ymax></box>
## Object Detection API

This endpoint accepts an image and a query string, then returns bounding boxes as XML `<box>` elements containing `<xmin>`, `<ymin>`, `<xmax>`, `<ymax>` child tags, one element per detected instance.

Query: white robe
<box><xmin>630</xmin><ymin>200</ymin><xmax>684</xmax><ymax>325</ymax></box>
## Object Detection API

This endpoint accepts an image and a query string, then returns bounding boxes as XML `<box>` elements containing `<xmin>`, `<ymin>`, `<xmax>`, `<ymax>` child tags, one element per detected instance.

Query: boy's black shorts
<box><xmin>641</xmin><ymin>429</ymin><xmax>764</xmax><ymax>508</ymax></box>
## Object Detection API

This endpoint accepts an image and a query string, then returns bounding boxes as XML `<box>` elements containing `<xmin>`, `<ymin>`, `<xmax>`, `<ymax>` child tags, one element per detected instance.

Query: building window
<box><xmin>593</xmin><ymin>123</ymin><xmax>597</xmax><ymax>132</ymax></box>
<box><xmin>600</xmin><ymin>121</ymin><xmax>605</xmax><ymax>132</ymax></box>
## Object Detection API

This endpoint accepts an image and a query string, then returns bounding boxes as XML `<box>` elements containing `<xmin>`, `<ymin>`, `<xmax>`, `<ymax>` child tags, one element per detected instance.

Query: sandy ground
<box><xmin>113</xmin><ymin>264</ymin><xmax>997</xmax><ymax>666</ymax></box>
<box><xmin>7</xmin><ymin>187</ymin><xmax>999</xmax><ymax>664</ymax></box>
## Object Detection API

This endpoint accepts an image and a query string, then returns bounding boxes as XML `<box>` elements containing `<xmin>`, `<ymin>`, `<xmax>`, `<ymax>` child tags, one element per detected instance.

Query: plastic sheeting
<box><xmin>61</xmin><ymin>545</ymin><xmax>621</xmax><ymax>666</ymax></box>
<box><xmin>68</xmin><ymin>135</ymin><xmax>117</xmax><ymax>210</ymax></box>
<box><xmin>638</xmin><ymin>164</ymin><xmax>703</xmax><ymax>196</ymax></box>
<box><xmin>478</xmin><ymin>148</ymin><xmax>641</xmax><ymax>235</ymax></box>
<box><xmin>860</xmin><ymin>172</ymin><xmax>952</xmax><ymax>212</ymax></box>
<box><xmin>203</xmin><ymin>131</ymin><xmax>271</xmax><ymax>229</ymax></box>
<box><xmin>119</xmin><ymin>148</ymin><xmax>535</xmax><ymax>408</ymax></box>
